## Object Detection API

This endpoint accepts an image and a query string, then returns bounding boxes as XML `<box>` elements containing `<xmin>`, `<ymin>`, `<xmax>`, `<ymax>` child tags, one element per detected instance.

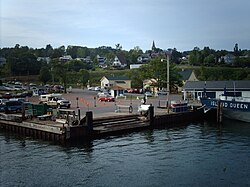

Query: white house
<box><xmin>100</xmin><ymin>76</ymin><xmax>131</xmax><ymax>97</ymax></box>
<box><xmin>112</xmin><ymin>54</ymin><xmax>127</xmax><ymax>68</ymax></box>
<box><xmin>59</xmin><ymin>55</ymin><xmax>72</xmax><ymax>62</ymax></box>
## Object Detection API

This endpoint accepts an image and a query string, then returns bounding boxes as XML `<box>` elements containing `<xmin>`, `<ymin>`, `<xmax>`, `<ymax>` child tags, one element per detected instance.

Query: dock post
<box><xmin>22</xmin><ymin>104</ymin><xmax>25</xmax><ymax>121</ymax></box>
<box><xmin>86</xmin><ymin>111</ymin><xmax>93</xmax><ymax>131</ymax></box>
<box><xmin>219</xmin><ymin>102</ymin><xmax>223</xmax><ymax>124</ymax></box>
<box><xmin>148</xmin><ymin>104</ymin><xmax>154</xmax><ymax>126</ymax></box>
<box><xmin>77</xmin><ymin>108</ymin><xmax>81</xmax><ymax>122</ymax></box>
<box><xmin>217</xmin><ymin>100</ymin><xmax>223</xmax><ymax>124</ymax></box>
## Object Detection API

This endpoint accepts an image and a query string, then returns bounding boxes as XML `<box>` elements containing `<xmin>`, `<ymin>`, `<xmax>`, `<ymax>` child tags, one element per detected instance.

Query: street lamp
<box><xmin>161</xmin><ymin>55</ymin><xmax>170</xmax><ymax>113</ymax></box>
<box><xmin>76</xmin><ymin>97</ymin><xmax>79</xmax><ymax>108</ymax></box>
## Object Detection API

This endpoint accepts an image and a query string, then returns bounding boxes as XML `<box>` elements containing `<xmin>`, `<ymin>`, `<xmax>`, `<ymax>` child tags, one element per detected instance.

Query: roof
<box><xmin>179</xmin><ymin>69</ymin><xmax>193</xmax><ymax>80</ymax></box>
<box><xmin>116</xmin><ymin>54</ymin><xmax>127</xmax><ymax>64</ymax></box>
<box><xmin>183</xmin><ymin>80</ymin><xmax>250</xmax><ymax>91</ymax></box>
<box><xmin>104</xmin><ymin>76</ymin><xmax>131</xmax><ymax>81</ymax></box>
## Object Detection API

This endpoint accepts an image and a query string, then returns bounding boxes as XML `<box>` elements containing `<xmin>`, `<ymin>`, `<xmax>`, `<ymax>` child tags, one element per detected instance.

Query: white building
<box><xmin>182</xmin><ymin>80</ymin><xmax>250</xmax><ymax>101</ymax></box>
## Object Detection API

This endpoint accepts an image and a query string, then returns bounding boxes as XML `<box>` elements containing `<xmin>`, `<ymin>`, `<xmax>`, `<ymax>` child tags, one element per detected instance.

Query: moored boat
<box><xmin>201</xmin><ymin>96</ymin><xmax>250</xmax><ymax>122</ymax></box>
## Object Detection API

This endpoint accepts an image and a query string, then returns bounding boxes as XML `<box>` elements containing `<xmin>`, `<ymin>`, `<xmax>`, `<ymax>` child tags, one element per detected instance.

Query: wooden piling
<box><xmin>86</xmin><ymin>111</ymin><xmax>93</xmax><ymax>131</ymax></box>
<box><xmin>148</xmin><ymin>105</ymin><xmax>154</xmax><ymax>126</ymax></box>
<box><xmin>217</xmin><ymin>100</ymin><xmax>223</xmax><ymax>124</ymax></box>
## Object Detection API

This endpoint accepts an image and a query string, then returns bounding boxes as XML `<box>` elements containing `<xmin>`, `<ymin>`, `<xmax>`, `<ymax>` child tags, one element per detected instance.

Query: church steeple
<box><xmin>152</xmin><ymin>40</ymin><xmax>156</xmax><ymax>51</ymax></box>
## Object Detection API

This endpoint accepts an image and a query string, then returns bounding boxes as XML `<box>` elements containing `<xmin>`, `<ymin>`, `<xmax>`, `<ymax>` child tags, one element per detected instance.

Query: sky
<box><xmin>1</xmin><ymin>0</ymin><xmax>250</xmax><ymax>52</ymax></box>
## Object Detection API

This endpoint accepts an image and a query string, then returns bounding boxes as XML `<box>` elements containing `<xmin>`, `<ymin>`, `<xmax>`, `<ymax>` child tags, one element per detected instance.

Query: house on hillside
<box><xmin>59</xmin><ymin>55</ymin><xmax>72</xmax><ymax>62</ymax></box>
<box><xmin>182</xmin><ymin>80</ymin><xmax>250</xmax><ymax>101</ymax></box>
<box><xmin>219</xmin><ymin>54</ymin><xmax>235</xmax><ymax>64</ymax></box>
<box><xmin>137</xmin><ymin>54</ymin><xmax>151</xmax><ymax>63</ymax></box>
<box><xmin>100</xmin><ymin>76</ymin><xmax>131</xmax><ymax>97</ymax></box>
<box><xmin>112</xmin><ymin>54</ymin><xmax>127</xmax><ymax>68</ymax></box>
<box><xmin>97</xmin><ymin>55</ymin><xmax>107</xmax><ymax>68</ymax></box>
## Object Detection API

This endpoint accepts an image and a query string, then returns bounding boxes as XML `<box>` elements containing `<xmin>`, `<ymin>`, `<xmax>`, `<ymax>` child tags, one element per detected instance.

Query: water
<box><xmin>1</xmin><ymin>120</ymin><xmax>250</xmax><ymax>187</ymax></box>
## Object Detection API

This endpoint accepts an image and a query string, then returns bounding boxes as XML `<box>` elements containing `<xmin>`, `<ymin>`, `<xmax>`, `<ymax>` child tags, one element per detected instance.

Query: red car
<box><xmin>127</xmin><ymin>89</ymin><xmax>141</xmax><ymax>93</ymax></box>
<box><xmin>99</xmin><ymin>96</ymin><xmax>115</xmax><ymax>102</ymax></box>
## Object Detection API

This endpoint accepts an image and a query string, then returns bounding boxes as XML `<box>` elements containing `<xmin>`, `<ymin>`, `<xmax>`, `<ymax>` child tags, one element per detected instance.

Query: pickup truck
<box><xmin>40</xmin><ymin>94</ymin><xmax>71</xmax><ymax>108</ymax></box>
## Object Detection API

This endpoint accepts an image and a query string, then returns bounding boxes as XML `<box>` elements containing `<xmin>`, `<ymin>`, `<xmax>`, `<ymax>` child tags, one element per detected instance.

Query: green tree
<box><xmin>45</xmin><ymin>44</ymin><xmax>54</xmax><ymax>57</ymax></box>
<box><xmin>80</xmin><ymin>69</ymin><xmax>90</xmax><ymax>87</ymax></box>
<box><xmin>65</xmin><ymin>60</ymin><xmax>86</xmax><ymax>72</ymax></box>
<box><xmin>138</xmin><ymin>57</ymin><xmax>182</xmax><ymax>91</ymax></box>
<box><xmin>204</xmin><ymin>54</ymin><xmax>215</xmax><ymax>66</ymax></box>
<box><xmin>128</xmin><ymin>46</ymin><xmax>143</xmax><ymax>64</ymax></box>
<box><xmin>39</xmin><ymin>66</ymin><xmax>51</xmax><ymax>84</ymax></box>
<box><xmin>171</xmin><ymin>48</ymin><xmax>182</xmax><ymax>64</ymax></box>
<box><xmin>51</xmin><ymin>59</ymin><xmax>68</xmax><ymax>93</ymax></box>
<box><xmin>189</xmin><ymin>47</ymin><xmax>201</xmax><ymax>66</ymax></box>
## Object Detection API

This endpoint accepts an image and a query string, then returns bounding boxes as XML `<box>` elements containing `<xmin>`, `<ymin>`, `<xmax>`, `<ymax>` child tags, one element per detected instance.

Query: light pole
<box><xmin>161</xmin><ymin>55</ymin><xmax>170</xmax><ymax>113</ymax></box>
<box><xmin>76</xmin><ymin>97</ymin><xmax>79</xmax><ymax>108</ymax></box>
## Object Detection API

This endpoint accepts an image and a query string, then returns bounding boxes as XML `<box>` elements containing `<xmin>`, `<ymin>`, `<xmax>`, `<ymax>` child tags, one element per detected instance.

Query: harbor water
<box><xmin>1</xmin><ymin>119</ymin><xmax>250</xmax><ymax>187</ymax></box>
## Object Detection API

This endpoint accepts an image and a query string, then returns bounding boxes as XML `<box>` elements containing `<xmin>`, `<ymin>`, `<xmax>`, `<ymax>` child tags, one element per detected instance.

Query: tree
<box><xmin>39</xmin><ymin>66</ymin><xmax>51</xmax><ymax>84</ymax></box>
<box><xmin>45</xmin><ymin>44</ymin><xmax>53</xmax><ymax>57</ymax></box>
<box><xmin>204</xmin><ymin>54</ymin><xmax>215</xmax><ymax>66</ymax></box>
<box><xmin>234</xmin><ymin>43</ymin><xmax>239</xmax><ymax>56</ymax></box>
<box><xmin>79</xmin><ymin>69</ymin><xmax>90</xmax><ymax>87</ymax></box>
<box><xmin>51</xmin><ymin>46</ymin><xmax>65</xmax><ymax>58</ymax></box>
<box><xmin>189</xmin><ymin>47</ymin><xmax>201</xmax><ymax>66</ymax></box>
<box><xmin>129</xmin><ymin>46</ymin><xmax>143</xmax><ymax>64</ymax></box>
<box><xmin>171</xmin><ymin>48</ymin><xmax>182</xmax><ymax>64</ymax></box>
<box><xmin>66</xmin><ymin>45</ymin><xmax>78</xmax><ymax>59</ymax></box>
<box><xmin>138</xmin><ymin>57</ymin><xmax>182</xmax><ymax>91</ymax></box>
<box><xmin>51</xmin><ymin>60</ymin><xmax>68</xmax><ymax>93</ymax></box>
<box><xmin>65</xmin><ymin>60</ymin><xmax>86</xmax><ymax>72</ymax></box>
<box><xmin>115</xmin><ymin>44</ymin><xmax>122</xmax><ymax>51</ymax></box>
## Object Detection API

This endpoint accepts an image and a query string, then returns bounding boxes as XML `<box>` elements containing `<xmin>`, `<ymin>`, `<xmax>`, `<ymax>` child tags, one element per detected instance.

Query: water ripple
<box><xmin>1</xmin><ymin>120</ymin><xmax>250</xmax><ymax>187</ymax></box>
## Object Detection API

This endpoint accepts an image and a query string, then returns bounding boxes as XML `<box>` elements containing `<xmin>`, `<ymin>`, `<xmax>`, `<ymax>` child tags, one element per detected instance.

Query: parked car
<box><xmin>94</xmin><ymin>86</ymin><xmax>101</xmax><ymax>91</ymax></box>
<box><xmin>127</xmin><ymin>89</ymin><xmax>141</xmax><ymax>94</ymax></box>
<box><xmin>2</xmin><ymin>93</ymin><xmax>13</xmax><ymax>99</ymax></box>
<box><xmin>0</xmin><ymin>99</ymin><xmax>8</xmax><ymax>112</ymax></box>
<box><xmin>0</xmin><ymin>98</ymin><xmax>8</xmax><ymax>105</ymax></box>
<box><xmin>4</xmin><ymin>100</ymin><xmax>23</xmax><ymax>113</ymax></box>
<box><xmin>97</xmin><ymin>92</ymin><xmax>109</xmax><ymax>98</ymax></box>
<box><xmin>157</xmin><ymin>90</ymin><xmax>168</xmax><ymax>95</ymax></box>
<box><xmin>98</xmin><ymin>96</ymin><xmax>115</xmax><ymax>102</ymax></box>
<box><xmin>145</xmin><ymin>91</ymin><xmax>153</xmax><ymax>97</ymax></box>
<box><xmin>87</xmin><ymin>86</ymin><xmax>94</xmax><ymax>91</ymax></box>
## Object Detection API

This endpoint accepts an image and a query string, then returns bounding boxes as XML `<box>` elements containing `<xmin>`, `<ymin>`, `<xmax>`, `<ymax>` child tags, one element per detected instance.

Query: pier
<box><xmin>0</xmin><ymin>105</ymin><xmax>204</xmax><ymax>143</ymax></box>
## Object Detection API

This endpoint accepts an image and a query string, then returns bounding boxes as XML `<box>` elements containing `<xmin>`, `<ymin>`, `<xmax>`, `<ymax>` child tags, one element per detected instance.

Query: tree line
<box><xmin>0</xmin><ymin>43</ymin><xmax>250</xmax><ymax>90</ymax></box>
<box><xmin>188</xmin><ymin>44</ymin><xmax>250</xmax><ymax>67</ymax></box>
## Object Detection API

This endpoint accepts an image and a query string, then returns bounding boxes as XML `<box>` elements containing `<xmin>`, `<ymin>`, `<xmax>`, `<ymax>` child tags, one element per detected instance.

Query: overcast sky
<box><xmin>1</xmin><ymin>0</ymin><xmax>250</xmax><ymax>52</ymax></box>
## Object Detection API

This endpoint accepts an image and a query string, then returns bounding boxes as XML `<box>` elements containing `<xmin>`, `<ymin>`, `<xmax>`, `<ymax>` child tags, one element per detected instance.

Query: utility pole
<box><xmin>161</xmin><ymin>55</ymin><xmax>170</xmax><ymax>113</ymax></box>
<box><xmin>167</xmin><ymin>55</ymin><xmax>170</xmax><ymax>113</ymax></box>
<box><xmin>167</xmin><ymin>55</ymin><xmax>170</xmax><ymax>95</ymax></box>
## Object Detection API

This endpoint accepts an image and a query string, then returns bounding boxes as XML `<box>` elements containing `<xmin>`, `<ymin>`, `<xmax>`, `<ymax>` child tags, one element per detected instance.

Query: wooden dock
<box><xmin>93</xmin><ymin>114</ymin><xmax>149</xmax><ymax>137</ymax></box>
<box><xmin>0</xmin><ymin>106</ymin><xmax>204</xmax><ymax>143</ymax></box>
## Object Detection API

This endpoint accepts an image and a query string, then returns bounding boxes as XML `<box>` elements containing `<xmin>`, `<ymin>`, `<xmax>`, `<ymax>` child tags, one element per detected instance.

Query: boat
<box><xmin>200</xmin><ymin>96</ymin><xmax>250</xmax><ymax>122</ymax></box>
<box><xmin>171</xmin><ymin>100</ymin><xmax>188</xmax><ymax>112</ymax></box>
